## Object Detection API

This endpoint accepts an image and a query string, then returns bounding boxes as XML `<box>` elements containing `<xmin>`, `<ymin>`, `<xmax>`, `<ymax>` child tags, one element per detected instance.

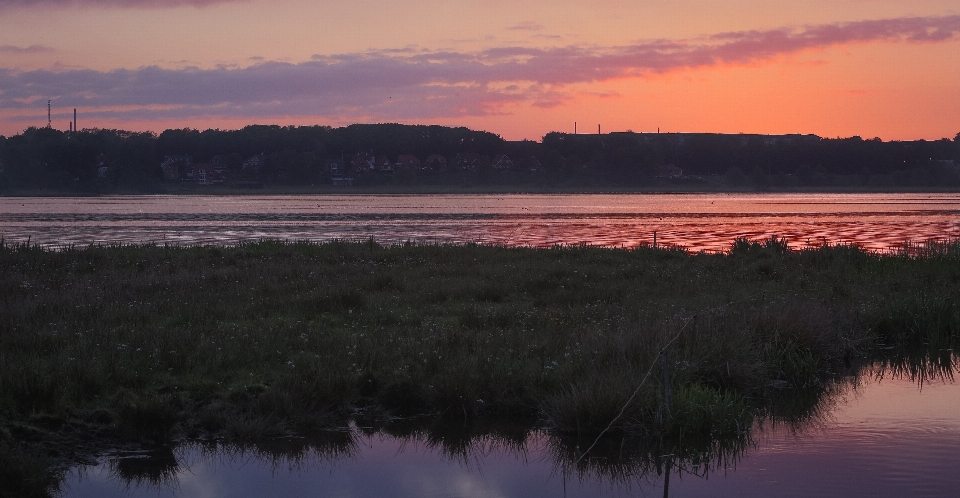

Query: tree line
<box><xmin>1</xmin><ymin>123</ymin><xmax>958</xmax><ymax>192</ymax></box>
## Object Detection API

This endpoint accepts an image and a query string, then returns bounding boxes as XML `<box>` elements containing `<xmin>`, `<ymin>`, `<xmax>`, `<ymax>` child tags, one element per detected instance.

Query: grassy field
<box><xmin>2</xmin><ymin>238</ymin><xmax>959</xmax><ymax>496</ymax></box>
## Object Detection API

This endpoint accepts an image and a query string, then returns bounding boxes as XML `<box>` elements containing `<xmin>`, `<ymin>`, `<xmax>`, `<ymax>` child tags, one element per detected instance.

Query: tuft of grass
<box><xmin>541</xmin><ymin>373</ymin><xmax>651</xmax><ymax>435</ymax></box>
<box><xmin>731</xmin><ymin>235</ymin><xmax>790</xmax><ymax>257</ymax></box>
<box><xmin>667</xmin><ymin>384</ymin><xmax>751</xmax><ymax>438</ymax></box>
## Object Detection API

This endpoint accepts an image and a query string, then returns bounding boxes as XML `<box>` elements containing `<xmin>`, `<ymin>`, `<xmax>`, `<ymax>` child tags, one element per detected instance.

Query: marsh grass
<box><xmin>2</xmin><ymin>237</ymin><xmax>960</xmax><ymax>495</ymax></box>
<box><xmin>107</xmin><ymin>447</ymin><xmax>179</xmax><ymax>490</ymax></box>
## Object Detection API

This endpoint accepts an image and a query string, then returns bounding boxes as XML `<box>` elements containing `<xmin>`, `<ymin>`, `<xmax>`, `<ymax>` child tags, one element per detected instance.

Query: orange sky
<box><xmin>1</xmin><ymin>0</ymin><xmax>958</xmax><ymax>140</ymax></box>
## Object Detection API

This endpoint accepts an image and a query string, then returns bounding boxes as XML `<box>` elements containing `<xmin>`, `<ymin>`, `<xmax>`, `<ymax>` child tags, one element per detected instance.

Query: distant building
<box><xmin>242</xmin><ymin>154</ymin><xmax>265</xmax><ymax>171</ymax></box>
<box><xmin>193</xmin><ymin>163</ymin><xmax>211</xmax><ymax>184</ymax></box>
<box><xmin>326</xmin><ymin>159</ymin><xmax>347</xmax><ymax>176</ymax></box>
<box><xmin>192</xmin><ymin>162</ymin><xmax>226</xmax><ymax>185</ymax></box>
<box><xmin>424</xmin><ymin>154</ymin><xmax>448</xmax><ymax>172</ymax></box>
<box><xmin>376</xmin><ymin>155</ymin><xmax>394</xmax><ymax>173</ymax></box>
<box><xmin>236</xmin><ymin>154</ymin><xmax>266</xmax><ymax>186</ymax></box>
<box><xmin>519</xmin><ymin>156</ymin><xmax>542</xmax><ymax>172</ymax></box>
<box><xmin>395</xmin><ymin>154</ymin><xmax>421</xmax><ymax>171</ymax></box>
<box><xmin>95</xmin><ymin>154</ymin><xmax>110</xmax><ymax>179</ymax></box>
<box><xmin>455</xmin><ymin>153</ymin><xmax>480</xmax><ymax>171</ymax></box>
<box><xmin>351</xmin><ymin>152</ymin><xmax>375</xmax><ymax>173</ymax></box>
<box><xmin>160</xmin><ymin>155</ymin><xmax>193</xmax><ymax>181</ymax></box>
<box><xmin>210</xmin><ymin>155</ymin><xmax>230</xmax><ymax>168</ymax></box>
<box><xmin>491</xmin><ymin>154</ymin><xmax>514</xmax><ymax>171</ymax></box>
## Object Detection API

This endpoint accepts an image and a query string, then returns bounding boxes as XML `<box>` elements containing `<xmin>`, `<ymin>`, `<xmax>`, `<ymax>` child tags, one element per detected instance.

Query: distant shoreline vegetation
<box><xmin>0</xmin><ymin>124</ymin><xmax>958</xmax><ymax>194</ymax></box>
<box><xmin>2</xmin><ymin>238</ymin><xmax>958</xmax><ymax>496</ymax></box>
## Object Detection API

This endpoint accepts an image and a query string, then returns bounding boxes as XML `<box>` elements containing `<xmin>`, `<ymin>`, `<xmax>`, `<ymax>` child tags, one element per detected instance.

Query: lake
<box><xmin>2</xmin><ymin>193</ymin><xmax>960</xmax><ymax>252</ymax></box>
<box><xmin>60</xmin><ymin>361</ymin><xmax>960</xmax><ymax>498</ymax></box>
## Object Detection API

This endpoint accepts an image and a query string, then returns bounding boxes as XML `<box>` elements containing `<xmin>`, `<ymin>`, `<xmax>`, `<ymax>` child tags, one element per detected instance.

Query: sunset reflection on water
<box><xmin>2</xmin><ymin>193</ymin><xmax>958</xmax><ymax>253</ymax></box>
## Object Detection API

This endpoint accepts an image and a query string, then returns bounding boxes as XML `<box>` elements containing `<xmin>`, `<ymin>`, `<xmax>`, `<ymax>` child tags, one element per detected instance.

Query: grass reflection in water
<box><xmin>67</xmin><ymin>346</ymin><xmax>959</xmax><ymax>497</ymax></box>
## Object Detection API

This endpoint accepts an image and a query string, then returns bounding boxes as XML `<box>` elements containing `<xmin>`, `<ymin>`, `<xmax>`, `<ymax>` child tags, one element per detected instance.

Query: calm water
<box><xmin>2</xmin><ymin>193</ymin><xmax>960</xmax><ymax>252</ymax></box>
<box><xmin>61</xmin><ymin>368</ymin><xmax>960</xmax><ymax>498</ymax></box>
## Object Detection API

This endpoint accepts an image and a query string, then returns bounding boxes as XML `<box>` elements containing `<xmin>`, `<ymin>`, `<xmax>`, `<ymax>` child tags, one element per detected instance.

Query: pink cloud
<box><xmin>506</xmin><ymin>21</ymin><xmax>543</xmax><ymax>31</ymax></box>
<box><xmin>1</xmin><ymin>15</ymin><xmax>958</xmax><ymax>124</ymax></box>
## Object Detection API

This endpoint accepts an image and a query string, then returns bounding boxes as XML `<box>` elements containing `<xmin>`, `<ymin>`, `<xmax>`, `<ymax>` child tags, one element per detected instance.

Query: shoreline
<box><xmin>5</xmin><ymin>183</ymin><xmax>960</xmax><ymax>196</ymax></box>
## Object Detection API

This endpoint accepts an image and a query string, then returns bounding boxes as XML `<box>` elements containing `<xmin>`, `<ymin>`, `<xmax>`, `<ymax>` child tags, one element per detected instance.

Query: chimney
<box><xmin>74</xmin><ymin>108</ymin><xmax>77</xmax><ymax>132</ymax></box>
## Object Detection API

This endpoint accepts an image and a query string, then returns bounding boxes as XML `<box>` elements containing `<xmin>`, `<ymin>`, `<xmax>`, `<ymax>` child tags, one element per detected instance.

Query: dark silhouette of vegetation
<box><xmin>1</xmin><ymin>125</ymin><xmax>958</xmax><ymax>193</ymax></box>
<box><xmin>2</xmin><ymin>238</ymin><xmax>959</xmax><ymax>496</ymax></box>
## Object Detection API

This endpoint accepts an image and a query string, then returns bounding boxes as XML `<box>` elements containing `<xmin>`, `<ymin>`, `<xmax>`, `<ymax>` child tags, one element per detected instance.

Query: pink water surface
<box><xmin>2</xmin><ymin>193</ymin><xmax>958</xmax><ymax>252</ymax></box>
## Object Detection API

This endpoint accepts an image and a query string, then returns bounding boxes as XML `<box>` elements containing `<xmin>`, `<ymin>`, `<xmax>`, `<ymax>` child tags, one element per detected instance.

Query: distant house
<box><xmin>351</xmin><ymin>152</ymin><xmax>375</xmax><ymax>173</ymax></box>
<box><xmin>424</xmin><ymin>154</ymin><xmax>448</xmax><ymax>172</ymax></box>
<box><xmin>193</xmin><ymin>163</ymin><xmax>211</xmax><ymax>184</ymax></box>
<box><xmin>376</xmin><ymin>155</ymin><xmax>394</xmax><ymax>173</ymax></box>
<box><xmin>455</xmin><ymin>153</ymin><xmax>480</xmax><ymax>171</ymax></box>
<box><xmin>331</xmin><ymin>176</ymin><xmax>355</xmax><ymax>186</ymax></box>
<box><xmin>237</xmin><ymin>154</ymin><xmax>266</xmax><ymax>186</ymax></box>
<box><xmin>210</xmin><ymin>155</ymin><xmax>231</xmax><ymax>169</ymax></box>
<box><xmin>160</xmin><ymin>155</ymin><xmax>193</xmax><ymax>181</ymax></box>
<box><xmin>519</xmin><ymin>156</ymin><xmax>542</xmax><ymax>172</ymax></box>
<box><xmin>242</xmin><ymin>154</ymin><xmax>265</xmax><ymax>171</ymax></box>
<box><xmin>326</xmin><ymin>159</ymin><xmax>347</xmax><ymax>176</ymax></box>
<box><xmin>491</xmin><ymin>154</ymin><xmax>514</xmax><ymax>171</ymax></box>
<box><xmin>207</xmin><ymin>156</ymin><xmax>228</xmax><ymax>183</ymax></box>
<box><xmin>395</xmin><ymin>154</ymin><xmax>421</xmax><ymax>171</ymax></box>
<box><xmin>95</xmin><ymin>154</ymin><xmax>110</xmax><ymax>179</ymax></box>
<box><xmin>192</xmin><ymin>163</ymin><xmax>226</xmax><ymax>185</ymax></box>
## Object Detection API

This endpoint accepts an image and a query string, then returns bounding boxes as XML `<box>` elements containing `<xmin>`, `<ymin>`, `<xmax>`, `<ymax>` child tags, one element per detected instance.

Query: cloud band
<box><xmin>1</xmin><ymin>15</ymin><xmax>958</xmax><ymax>123</ymax></box>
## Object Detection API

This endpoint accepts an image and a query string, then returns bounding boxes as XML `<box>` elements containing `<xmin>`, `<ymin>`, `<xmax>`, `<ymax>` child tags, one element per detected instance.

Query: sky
<box><xmin>1</xmin><ymin>0</ymin><xmax>959</xmax><ymax>141</ymax></box>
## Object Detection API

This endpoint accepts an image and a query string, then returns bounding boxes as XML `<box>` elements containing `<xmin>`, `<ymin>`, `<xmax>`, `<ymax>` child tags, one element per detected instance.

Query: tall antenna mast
<box><xmin>47</xmin><ymin>100</ymin><xmax>51</xmax><ymax>128</ymax></box>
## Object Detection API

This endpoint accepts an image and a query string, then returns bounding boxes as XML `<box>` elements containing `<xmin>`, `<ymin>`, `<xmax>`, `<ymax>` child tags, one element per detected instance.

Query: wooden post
<box><xmin>660</xmin><ymin>348</ymin><xmax>674</xmax><ymax>498</ymax></box>
<box><xmin>663</xmin><ymin>456</ymin><xmax>672</xmax><ymax>498</ymax></box>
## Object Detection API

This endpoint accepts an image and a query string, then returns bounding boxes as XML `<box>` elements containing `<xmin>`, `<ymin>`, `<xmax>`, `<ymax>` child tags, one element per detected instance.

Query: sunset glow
<box><xmin>1</xmin><ymin>0</ymin><xmax>958</xmax><ymax>140</ymax></box>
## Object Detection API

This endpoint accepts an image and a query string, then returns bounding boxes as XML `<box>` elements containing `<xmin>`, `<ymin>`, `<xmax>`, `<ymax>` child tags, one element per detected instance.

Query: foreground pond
<box><xmin>61</xmin><ymin>365</ymin><xmax>959</xmax><ymax>498</ymax></box>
